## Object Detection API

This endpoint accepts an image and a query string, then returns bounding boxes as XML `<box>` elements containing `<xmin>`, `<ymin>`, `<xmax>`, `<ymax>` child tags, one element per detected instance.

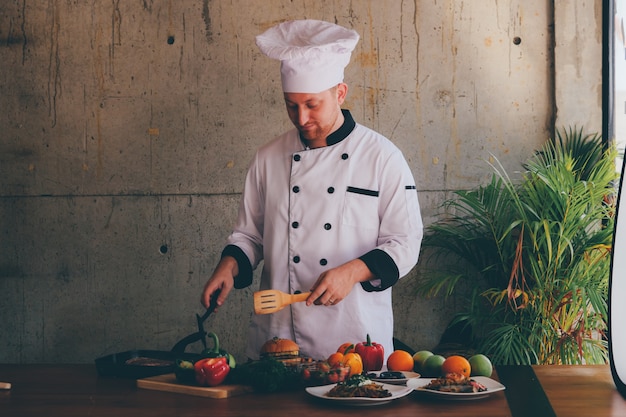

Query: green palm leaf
<box><xmin>417</xmin><ymin>127</ymin><xmax>618</xmax><ymax>365</ymax></box>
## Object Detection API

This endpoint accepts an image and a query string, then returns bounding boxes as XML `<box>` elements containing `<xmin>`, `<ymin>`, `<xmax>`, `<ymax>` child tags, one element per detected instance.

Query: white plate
<box><xmin>366</xmin><ymin>370</ymin><xmax>421</xmax><ymax>385</ymax></box>
<box><xmin>407</xmin><ymin>376</ymin><xmax>506</xmax><ymax>400</ymax></box>
<box><xmin>305</xmin><ymin>382</ymin><xmax>414</xmax><ymax>406</ymax></box>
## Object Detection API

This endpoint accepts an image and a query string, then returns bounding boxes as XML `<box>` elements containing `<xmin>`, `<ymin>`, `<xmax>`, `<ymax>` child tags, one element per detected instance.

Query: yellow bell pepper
<box><xmin>342</xmin><ymin>352</ymin><xmax>363</xmax><ymax>376</ymax></box>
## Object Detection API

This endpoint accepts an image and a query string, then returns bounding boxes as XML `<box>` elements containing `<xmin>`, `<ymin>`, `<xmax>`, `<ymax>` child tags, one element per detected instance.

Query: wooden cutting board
<box><xmin>137</xmin><ymin>373</ymin><xmax>253</xmax><ymax>399</ymax></box>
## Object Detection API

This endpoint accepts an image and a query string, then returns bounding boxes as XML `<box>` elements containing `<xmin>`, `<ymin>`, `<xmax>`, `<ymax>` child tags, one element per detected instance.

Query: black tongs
<box><xmin>170</xmin><ymin>291</ymin><xmax>220</xmax><ymax>353</ymax></box>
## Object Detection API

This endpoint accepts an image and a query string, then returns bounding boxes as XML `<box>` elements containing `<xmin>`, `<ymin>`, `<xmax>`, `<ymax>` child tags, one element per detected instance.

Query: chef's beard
<box><xmin>296</xmin><ymin>111</ymin><xmax>342</xmax><ymax>145</ymax></box>
<box><xmin>298</xmin><ymin>125</ymin><xmax>322</xmax><ymax>141</ymax></box>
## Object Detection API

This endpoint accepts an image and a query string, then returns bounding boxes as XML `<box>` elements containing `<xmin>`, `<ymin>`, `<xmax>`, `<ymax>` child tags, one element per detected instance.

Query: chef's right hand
<box><xmin>307</xmin><ymin>258</ymin><xmax>374</xmax><ymax>306</ymax></box>
<box><xmin>201</xmin><ymin>256</ymin><xmax>238</xmax><ymax>310</ymax></box>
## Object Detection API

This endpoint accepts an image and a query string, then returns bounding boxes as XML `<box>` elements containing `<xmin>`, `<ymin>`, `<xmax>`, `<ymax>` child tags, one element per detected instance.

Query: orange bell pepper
<box><xmin>337</xmin><ymin>342</ymin><xmax>355</xmax><ymax>354</ymax></box>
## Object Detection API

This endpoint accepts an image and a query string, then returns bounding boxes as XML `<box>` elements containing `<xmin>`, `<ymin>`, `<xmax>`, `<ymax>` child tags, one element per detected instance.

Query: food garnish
<box><xmin>326</xmin><ymin>374</ymin><xmax>392</xmax><ymax>398</ymax></box>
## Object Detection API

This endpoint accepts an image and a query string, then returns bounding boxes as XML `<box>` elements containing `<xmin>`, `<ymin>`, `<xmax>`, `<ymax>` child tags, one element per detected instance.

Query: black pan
<box><xmin>95</xmin><ymin>294</ymin><xmax>219</xmax><ymax>379</ymax></box>
<box><xmin>95</xmin><ymin>349</ymin><xmax>200</xmax><ymax>379</ymax></box>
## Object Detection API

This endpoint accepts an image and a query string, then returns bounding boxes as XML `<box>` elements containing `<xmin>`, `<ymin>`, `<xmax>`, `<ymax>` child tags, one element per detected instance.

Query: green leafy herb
<box><xmin>227</xmin><ymin>357</ymin><xmax>301</xmax><ymax>393</ymax></box>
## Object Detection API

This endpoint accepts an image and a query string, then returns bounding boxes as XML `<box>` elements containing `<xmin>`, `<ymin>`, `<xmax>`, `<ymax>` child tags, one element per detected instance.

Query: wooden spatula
<box><xmin>253</xmin><ymin>290</ymin><xmax>311</xmax><ymax>315</ymax></box>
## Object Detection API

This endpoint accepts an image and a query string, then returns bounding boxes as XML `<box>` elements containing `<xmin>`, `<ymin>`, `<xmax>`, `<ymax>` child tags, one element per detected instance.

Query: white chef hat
<box><xmin>255</xmin><ymin>19</ymin><xmax>360</xmax><ymax>93</ymax></box>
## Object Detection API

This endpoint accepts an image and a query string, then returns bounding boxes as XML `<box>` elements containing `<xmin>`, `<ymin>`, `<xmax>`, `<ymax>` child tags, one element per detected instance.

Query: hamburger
<box><xmin>260</xmin><ymin>337</ymin><xmax>301</xmax><ymax>366</ymax></box>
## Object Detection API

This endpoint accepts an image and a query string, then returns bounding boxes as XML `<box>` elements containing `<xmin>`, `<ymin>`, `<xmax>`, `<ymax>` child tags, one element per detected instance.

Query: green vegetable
<box><xmin>225</xmin><ymin>352</ymin><xmax>236</xmax><ymax>369</ymax></box>
<box><xmin>177</xmin><ymin>359</ymin><xmax>194</xmax><ymax>369</ymax></box>
<box><xmin>174</xmin><ymin>359</ymin><xmax>196</xmax><ymax>384</ymax></box>
<box><xmin>200</xmin><ymin>332</ymin><xmax>236</xmax><ymax>368</ymax></box>
<box><xmin>343</xmin><ymin>374</ymin><xmax>371</xmax><ymax>387</ymax></box>
<box><xmin>200</xmin><ymin>332</ymin><xmax>224</xmax><ymax>358</ymax></box>
<box><xmin>227</xmin><ymin>357</ymin><xmax>301</xmax><ymax>393</ymax></box>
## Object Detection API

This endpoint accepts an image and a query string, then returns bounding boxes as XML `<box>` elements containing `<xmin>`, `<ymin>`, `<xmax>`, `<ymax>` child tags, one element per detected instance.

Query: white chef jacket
<box><xmin>225</xmin><ymin>110</ymin><xmax>423</xmax><ymax>361</ymax></box>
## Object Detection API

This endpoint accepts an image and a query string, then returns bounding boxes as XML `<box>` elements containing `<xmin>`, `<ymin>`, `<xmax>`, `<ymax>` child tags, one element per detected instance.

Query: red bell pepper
<box><xmin>355</xmin><ymin>334</ymin><xmax>384</xmax><ymax>372</ymax></box>
<box><xmin>194</xmin><ymin>356</ymin><xmax>230</xmax><ymax>386</ymax></box>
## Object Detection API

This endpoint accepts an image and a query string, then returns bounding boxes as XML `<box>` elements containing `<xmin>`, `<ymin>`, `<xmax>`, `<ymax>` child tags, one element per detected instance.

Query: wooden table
<box><xmin>0</xmin><ymin>364</ymin><xmax>624</xmax><ymax>416</ymax></box>
<box><xmin>534</xmin><ymin>365</ymin><xmax>626</xmax><ymax>417</ymax></box>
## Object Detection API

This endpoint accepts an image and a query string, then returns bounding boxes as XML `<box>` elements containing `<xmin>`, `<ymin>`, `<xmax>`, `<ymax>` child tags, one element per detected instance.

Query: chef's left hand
<box><xmin>306</xmin><ymin>259</ymin><xmax>374</xmax><ymax>306</ymax></box>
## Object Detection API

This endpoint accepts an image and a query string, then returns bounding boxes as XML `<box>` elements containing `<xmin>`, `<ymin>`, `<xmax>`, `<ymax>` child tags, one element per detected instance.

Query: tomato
<box><xmin>327</xmin><ymin>372</ymin><xmax>339</xmax><ymax>383</ymax></box>
<box><xmin>318</xmin><ymin>362</ymin><xmax>331</xmax><ymax>373</ymax></box>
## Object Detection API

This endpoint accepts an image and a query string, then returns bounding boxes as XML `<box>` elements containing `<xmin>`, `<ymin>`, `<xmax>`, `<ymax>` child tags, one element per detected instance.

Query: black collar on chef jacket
<box><xmin>299</xmin><ymin>109</ymin><xmax>356</xmax><ymax>148</ymax></box>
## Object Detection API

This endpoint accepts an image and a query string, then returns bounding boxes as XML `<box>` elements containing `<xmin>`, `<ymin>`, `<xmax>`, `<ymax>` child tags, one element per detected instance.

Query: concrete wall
<box><xmin>0</xmin><ymin>0</ymin><xmax>601</xmax><ymax>364</ymax></box>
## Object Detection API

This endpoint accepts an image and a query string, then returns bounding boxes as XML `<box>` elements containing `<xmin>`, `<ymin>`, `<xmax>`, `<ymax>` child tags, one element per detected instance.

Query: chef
<box><xmin>201</xmin><ymin>19</ymin><xmax>423</xmax><ymax>361</ymax></box>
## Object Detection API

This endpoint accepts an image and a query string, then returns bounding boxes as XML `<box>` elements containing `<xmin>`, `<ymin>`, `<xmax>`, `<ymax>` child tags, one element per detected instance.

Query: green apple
<box><xmin>412</xmin><ymin>350</ymin><xmax>433</xmax><ymax>373</ymax></box>
<box><xmin>469</xmin><ymin>354</ymin><xmax>493</xmax><ymax>377</ymax></box>
<box><xmin>422</xmin><ymin>354</ymin><xmax>446</xmax><ymax>377</ymax></box>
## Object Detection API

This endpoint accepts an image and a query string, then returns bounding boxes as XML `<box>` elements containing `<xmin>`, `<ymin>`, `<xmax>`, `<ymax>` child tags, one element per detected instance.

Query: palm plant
<box><xmin>417</xmin><ymin>127</ymin><xmax>619</xmax><ymax>365</ymax></box>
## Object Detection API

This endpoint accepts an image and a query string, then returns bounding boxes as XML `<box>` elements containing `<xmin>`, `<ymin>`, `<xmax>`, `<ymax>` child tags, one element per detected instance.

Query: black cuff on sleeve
<box><xmin>358</xmin><ymin>249</ymin><xmax>400</xmax><ymax>292</ymax></box>
<box><xmin>221</xmin><ymin>245</ymin><xmax>253</xmax><ymax>289</ymax></box>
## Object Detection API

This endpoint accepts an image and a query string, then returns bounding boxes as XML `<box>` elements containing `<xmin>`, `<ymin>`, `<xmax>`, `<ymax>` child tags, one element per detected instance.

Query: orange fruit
<box><xmin>441</xmin><ymin>355</ymin><xmax>471</xmax><ymax>378</ymax></box>
<box><xmin>386</xmin><ymin>350</ymin><xmax>414</xmax><ymax>372</ymax></box>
